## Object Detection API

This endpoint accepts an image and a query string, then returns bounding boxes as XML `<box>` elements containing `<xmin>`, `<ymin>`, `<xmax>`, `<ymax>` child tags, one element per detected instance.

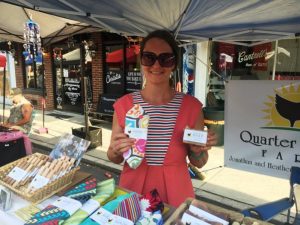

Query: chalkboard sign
<box><xmin>126</xmin><ymin>71</ymin><xmax>142</xmax><ymax>93</ymax></box>
<box><xmin>97</xmin><ymin>93</ymin><xmax>121</xmax><ymax>115</ymax></box>
<box><xmin>64</xmin><ymin>78</ymin><xmax>81</xmax><ymax>105</ymax></box>
<box><xmin>105</xmin><ymin>70</ymin><xmax>124</xmax><ymax>94</ymax></box>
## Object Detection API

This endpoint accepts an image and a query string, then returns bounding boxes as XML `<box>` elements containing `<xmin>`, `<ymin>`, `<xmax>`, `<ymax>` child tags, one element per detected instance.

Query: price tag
<box><xmin>125</xmin><ymin>127</ymin><xmax>147</xmax><ymax>139</ymax></box>
<box><xmin>52</xmin><ymin>196</ymin><xmax>82</xmax><ymax>215</ymax></box>
<box><xmin>81</xmin><ymin>199</ymin><xmax>100</xmax><ymax>215</ymax></box>
<box><xmin>90</xmin><ymin>208</ymin><xmax>134</xmax><ymax>225</ymax></box>
<box><xmin>7</xmin><ymin>167</ymin><xmax>27</xmax><ymax>182</ymax></box>
<box><xmin>29</xmin><ymin>174</ymin><xmax>50</xmax><ymax>190</ymax></box>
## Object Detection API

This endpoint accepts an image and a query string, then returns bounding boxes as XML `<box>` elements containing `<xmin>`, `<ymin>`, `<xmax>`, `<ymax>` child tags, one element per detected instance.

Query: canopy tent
<box><xmin>106</xmin><ymin>45</ymin><xmax>140</xmax><ymax>64</ymax></box>
<box><xmin>0</xmin><ymin>2</ymin><xmax>103</xmax><ymax>45</ymax></box>
<box><xmin>2</xmin><ymin>0</ymin><xmax>300</xmax><ymax>46</ymax></box>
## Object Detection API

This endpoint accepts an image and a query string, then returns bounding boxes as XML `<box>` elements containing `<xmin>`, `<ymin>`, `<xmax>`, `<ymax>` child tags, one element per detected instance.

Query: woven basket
<box><xmin>0</xmin><ymin>153</ymin><xmax>79</xmax><ymax>203</ymax></box>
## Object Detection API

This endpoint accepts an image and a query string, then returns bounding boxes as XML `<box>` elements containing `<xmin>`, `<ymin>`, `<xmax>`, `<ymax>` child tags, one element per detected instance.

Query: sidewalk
<box><xmin>11</xmin><ymin>108</ymin><xmax>294</xmax><ymax>224</ymax></box>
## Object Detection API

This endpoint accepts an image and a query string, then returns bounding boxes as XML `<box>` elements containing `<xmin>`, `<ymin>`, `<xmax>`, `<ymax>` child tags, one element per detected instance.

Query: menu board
<box><xmin>126</xmin><ymin>71</ymin><xmax>142</xmax><ymax>92</ymax></box>
<box><xmin>64</xmin><ymin>78</ymin><xmax>81</xmax><ymax>105</ymax></box>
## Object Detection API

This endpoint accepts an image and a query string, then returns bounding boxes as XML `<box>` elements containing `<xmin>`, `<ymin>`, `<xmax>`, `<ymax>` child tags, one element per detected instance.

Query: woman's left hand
<box><xmin>189</xmin><ymin>129</ymin><xmax>217</xmax><ymax>153</ymax></box>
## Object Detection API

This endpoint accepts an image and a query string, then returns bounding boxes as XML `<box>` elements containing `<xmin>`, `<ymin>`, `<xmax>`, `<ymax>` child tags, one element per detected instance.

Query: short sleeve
<box><xmin>113</xmin><ymin>94</ymin><xmax>133</xmax><ymax>128</ymax></box>
<box><xmin>182</xmin><ymin>94</ymin><xmax>203</xmax><ymax>128</ymax></box>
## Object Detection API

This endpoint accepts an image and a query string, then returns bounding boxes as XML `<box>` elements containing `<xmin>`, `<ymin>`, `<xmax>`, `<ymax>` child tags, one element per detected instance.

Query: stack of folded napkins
<box><xmin>176</xmin><ymin>200</ymin><xmax>229</xmax><ymax>225</ymax></box>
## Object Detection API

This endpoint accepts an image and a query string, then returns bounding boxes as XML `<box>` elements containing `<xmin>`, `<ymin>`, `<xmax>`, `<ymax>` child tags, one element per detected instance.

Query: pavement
<box><xmin>1</xmin><ymin>107</ymin><xmax>295</xmax><ymax>224</ymax></box>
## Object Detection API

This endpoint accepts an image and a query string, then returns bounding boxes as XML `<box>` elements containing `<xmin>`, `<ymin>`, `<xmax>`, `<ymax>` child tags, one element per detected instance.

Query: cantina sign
<box><xmin>238</xmin><ymin>49</ymin><xmax>267</xmax><ymax>63</ymax></box>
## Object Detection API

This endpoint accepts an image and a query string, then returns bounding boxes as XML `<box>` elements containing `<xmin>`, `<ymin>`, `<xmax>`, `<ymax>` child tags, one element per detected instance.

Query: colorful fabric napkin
<box><xmin>113</xmin><ymin>192</ymin><xmax>142</xmax><ymax>223</ymax></box>
<box><xmin>136</xmin><ymin>210</ymin><xmax>163</xmax><ymax>225</ymax></box>
<box><xmin>80</xmin><ymin>193</ymin><xmax>134</xmax><ymax>225</ymax></box>
<box><xmin>62</xmin><ymin>178</ymin><xmax>115</xmax><ymax>225</ymax></box>
<box><xmin>64</xmin><ymin>178</ymin><xmax>97</xmax><ymax>204</ymax></box>
<box><xmin>139</xmin><ymin>189</ymin><xmax>164</xmax><ymax>213</ymax></box>
<box><xmin>24</xmin><ymin>196</ymin><xmax>82</xmax><ymax>225</ymax></box>
<box><xmin>123</xmin><ymin>104</ymin><xmax>149</xmax><ymax>169</ymax></box>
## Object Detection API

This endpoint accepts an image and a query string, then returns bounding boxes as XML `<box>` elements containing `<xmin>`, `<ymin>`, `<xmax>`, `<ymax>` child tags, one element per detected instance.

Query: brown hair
<box><xmin>140</xmin><ymin>30</ymin><xmax>179</xmax><ymax>70</ymax></box>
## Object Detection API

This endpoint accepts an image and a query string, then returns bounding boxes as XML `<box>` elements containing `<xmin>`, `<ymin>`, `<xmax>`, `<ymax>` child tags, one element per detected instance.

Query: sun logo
<box><xmin>262</xmin><ymin>83</ymin><xmax>300</xmax><ymax>130</ymax></box>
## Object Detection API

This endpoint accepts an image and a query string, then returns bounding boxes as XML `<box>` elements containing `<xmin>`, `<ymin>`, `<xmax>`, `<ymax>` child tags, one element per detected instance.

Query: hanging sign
<box><xmin>224</xmin><ymin>80</ymin><xmax>300</xmax><ymax>179</ymax></box>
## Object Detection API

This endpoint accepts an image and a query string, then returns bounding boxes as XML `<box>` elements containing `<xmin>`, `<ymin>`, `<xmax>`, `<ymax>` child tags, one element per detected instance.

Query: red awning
<box><xmin>0</xmin><ymin>54</ymin><xmax>6</xmax><ymax>67</ymax></box>
<box><xmin>106</xmin><ymin>45</ymin><xmax>140</xmax><ymax>64</ymax></box>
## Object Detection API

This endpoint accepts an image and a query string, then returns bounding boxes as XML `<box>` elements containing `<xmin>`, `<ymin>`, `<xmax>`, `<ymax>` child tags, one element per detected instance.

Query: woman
<box><xmin>107</xmin><ymin>30</ymin><xmax>217</xmax><ymax>207</ymax></box>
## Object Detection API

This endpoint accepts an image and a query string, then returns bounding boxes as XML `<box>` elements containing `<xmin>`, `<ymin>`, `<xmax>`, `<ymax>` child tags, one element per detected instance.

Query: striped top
<box><xmin>132</xmin><ymin>91</ymin><xmax>183</xmax><ymax>166</ymax></box>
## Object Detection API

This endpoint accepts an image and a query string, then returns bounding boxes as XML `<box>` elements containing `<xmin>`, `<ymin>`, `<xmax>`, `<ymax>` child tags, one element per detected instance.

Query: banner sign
<box><xmin>224</xmin><ymin>80</ymin><xmax>300</xmax><ymax>179</ymax></box>
<box><xmin>183</xmin><ymin>44</ymin><xmax>196</xmax><ymax>95</ymax></box>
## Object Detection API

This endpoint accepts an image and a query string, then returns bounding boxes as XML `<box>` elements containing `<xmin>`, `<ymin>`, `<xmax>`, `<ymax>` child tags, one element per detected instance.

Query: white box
<box><xmin>183</xmin><ymin>129</ymin><xmax>207</xmax><ymax>146</ymax></box>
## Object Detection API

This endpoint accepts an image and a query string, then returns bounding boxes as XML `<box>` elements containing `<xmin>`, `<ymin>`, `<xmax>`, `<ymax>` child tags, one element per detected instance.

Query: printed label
<box><xmin>7</xmin><ymin>167</ymin><xmax>28</xmax><ymax>182</ymax></box>
<box><xmin>90</xmin><ymin>208</ymin><xmax>134</xmax><ymax>225</ymax></box>
<box><xmin>29</xmin><ymin>174</ymin><xmax>50</xmax><ymax>190</ymax></box>
<box><xmin>81</xmin><ymin>199</ymin><xmax>100</xmax><ymax>215</ymax></box>
<box><xmin>125</xmin><ymin>127</ymin><xmax>147</xmax><ymax>139</ymax></box>
<box><xmin>52</xmin><ymin>196</ymin><xmax>82</xmax><ymax>215</ymax></box>
<box><xmin>183</xmin><ymin>129</ymin><xmax>207</xmax><ymax>145</ymax></box>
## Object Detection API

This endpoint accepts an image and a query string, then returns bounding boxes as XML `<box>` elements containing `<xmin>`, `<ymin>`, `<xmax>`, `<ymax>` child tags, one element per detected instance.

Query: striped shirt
<box><xmin>133</xmin><ymin>92</ymin><xmax>183</xmax><ymax>165</ymax></box>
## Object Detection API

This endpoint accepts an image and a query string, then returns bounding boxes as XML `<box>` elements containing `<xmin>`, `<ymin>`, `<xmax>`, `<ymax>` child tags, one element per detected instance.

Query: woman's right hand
<box><xmin>110</xmin><ymin>133</ymin><xmax>136</xmax><ymax>158</ymax></box>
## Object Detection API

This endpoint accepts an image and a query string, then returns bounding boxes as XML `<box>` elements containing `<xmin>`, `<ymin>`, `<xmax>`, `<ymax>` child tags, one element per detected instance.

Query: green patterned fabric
<box><xmin>62</xmin><ymin>178</ymin><xmax>115</xmax><ymax>225</ymax></box>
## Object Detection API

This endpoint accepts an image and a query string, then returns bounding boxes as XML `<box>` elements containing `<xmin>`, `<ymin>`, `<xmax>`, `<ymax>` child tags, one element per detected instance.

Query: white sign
<box><xmin>225</xmin><ymin>80</ymin><xmax>300</xmax><ymax>179</ymax></box>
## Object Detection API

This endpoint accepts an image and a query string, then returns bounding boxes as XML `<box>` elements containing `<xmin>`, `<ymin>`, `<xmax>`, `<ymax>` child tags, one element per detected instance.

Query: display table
<box><xmin>0</xmin><ymin>169</ymin><xmax>175</xmax><ymax>225</ymax></box>
<box><xmin>0</xmin><ymin>192</ymin><xmax>59</xmax><ymax>225</ymax></box>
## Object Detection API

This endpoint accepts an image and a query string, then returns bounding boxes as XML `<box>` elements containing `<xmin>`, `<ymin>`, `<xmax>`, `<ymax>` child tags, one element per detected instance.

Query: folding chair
<box><xmin>241</xmin><ymin>166</ymin><xmax>300</xmax><ymax>224</ymax></box>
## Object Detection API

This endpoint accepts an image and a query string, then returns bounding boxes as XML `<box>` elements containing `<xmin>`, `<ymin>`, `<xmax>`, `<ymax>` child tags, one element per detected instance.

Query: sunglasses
<box><xmin>141</xmin><ymin>52</ymin><xmax>175</xmax><ymax>67</ymax></box>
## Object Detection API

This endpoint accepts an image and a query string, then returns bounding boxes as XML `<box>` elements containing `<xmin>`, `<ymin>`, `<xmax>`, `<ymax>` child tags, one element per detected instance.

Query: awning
<box><xmin>106</xmin><ymin>45</ymin><xmax>140</xmax><ymax>64</ymax></box>
<box><xmin>3</xmin><ymin>0</ymin><xmax>300</xmax><ymax>46</ymax></box>
<box><xmin>0</xmin><ymin>53</ymin><xmax>6</xmax><ymax>67</ymax></box>
<box><xmin>0</xmin><ymin>2</ymin><xmax>103</xmax><ymax>45</ymax></box>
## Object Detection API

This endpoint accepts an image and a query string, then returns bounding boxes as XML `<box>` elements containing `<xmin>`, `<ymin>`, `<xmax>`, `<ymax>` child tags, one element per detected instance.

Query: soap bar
<box><xmin>183</xmin><ymin>129</ymin><xmax>207</xmax><ymax>146</ymax></box>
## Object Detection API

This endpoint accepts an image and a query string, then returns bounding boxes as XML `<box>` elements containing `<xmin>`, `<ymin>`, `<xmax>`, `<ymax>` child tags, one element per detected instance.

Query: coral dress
<box><xmin>113</xmin><ymin>92</ymin><xmax>202</xmax><ymax>207</ymax></box>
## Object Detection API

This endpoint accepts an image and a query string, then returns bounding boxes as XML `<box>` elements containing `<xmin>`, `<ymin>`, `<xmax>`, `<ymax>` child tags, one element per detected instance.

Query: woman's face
<box><xmin>142</xmin><ymin>38</ymin><xmax>175</xmax><ymax>85</ymax></box>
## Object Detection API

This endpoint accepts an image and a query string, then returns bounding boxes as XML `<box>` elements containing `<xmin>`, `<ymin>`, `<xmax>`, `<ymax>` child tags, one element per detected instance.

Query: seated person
<box><xmin>2</xmin><ymin>88</ymin><xmax>34</xmax><ymax>134</ymax></box>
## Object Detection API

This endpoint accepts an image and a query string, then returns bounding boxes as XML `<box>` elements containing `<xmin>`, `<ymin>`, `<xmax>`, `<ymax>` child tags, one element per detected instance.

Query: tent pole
<box><xmin>271</xmin><ymin>40</ymin><xmax>279</xmax><ymax>80</ymax></box>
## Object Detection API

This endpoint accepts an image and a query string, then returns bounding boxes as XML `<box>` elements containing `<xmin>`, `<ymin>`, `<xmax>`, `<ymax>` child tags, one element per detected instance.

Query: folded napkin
<box><xmin>24</xmin><ymin>196</ymin><xmax>82</xmax><ymax>225</ymax></box>
<box><xmin>123</xmin><ymin>104</ymin><xmax>149</xmax><ymax>169</ymax></box>
<box><xmin>140</xmin><ymin>189</ymin><xmax>164</xmax><ymax>213</ymax></box>
<box><xmin>62</xmin><ymin>178</ymin><xmax>115</xmax><ymax>225</ymax></box>
<box><xmin>64</xmin><ymin>178</ymin><xmax>97</xmax><ymax>204</ymax></box>
<box><xmin>80</xmin><ymin>192</ymin><xmax>134</xmax><ymax>225</ymax></box>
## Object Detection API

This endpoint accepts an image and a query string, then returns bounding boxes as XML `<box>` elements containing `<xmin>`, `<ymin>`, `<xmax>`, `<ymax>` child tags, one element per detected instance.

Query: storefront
<box><xmin>96</xmin><ymin>33</ymin><xmax>142</xmax><ymax>117</ymax></box>
<box><xmin>207</xmin><ymin>37</ymin><xmax>300</xmax><ymax>107</ymax></box>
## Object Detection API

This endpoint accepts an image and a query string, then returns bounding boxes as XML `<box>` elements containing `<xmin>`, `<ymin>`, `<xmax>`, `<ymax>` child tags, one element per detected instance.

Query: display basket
<box><xmin>164</xmin><ymin>198</ymin><xmax>273</xmax><ymax>225</ymax></box>
<box><xmin>0</xmin><ymin>153</ymin><xmax>79</xmax><ymax>203</ymax></box>
<box><xmin>164</xmin><ymin>197</ymin><xmax>244</xmax><ymax>225</ymax></box>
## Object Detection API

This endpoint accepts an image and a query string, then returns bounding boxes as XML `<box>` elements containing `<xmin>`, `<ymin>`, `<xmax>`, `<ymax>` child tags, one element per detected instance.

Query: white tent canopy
<box><xmin>2</xmin><ymin>0</ymin><xmax>300</xmax><ymax>46</ymax></box>
<box><xmin>0</xmin><ymin>2</ymin><xmax>103</xmax><ymax>45</ymax></box>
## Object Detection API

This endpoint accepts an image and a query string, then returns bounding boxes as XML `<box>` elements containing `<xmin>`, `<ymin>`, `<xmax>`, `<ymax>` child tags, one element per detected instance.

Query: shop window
<box><xmin>24</xmin><ymin>53</ymin><xmax>43</xmax><ymax>90</ymax></box>
<box><xmin>208</xmin><ymin>38</ymin><xmax>300</xmax><ymax>107</ymax></box>
<box><xmin>104</xmin><ymin>44</ymin><xmax>141</xmax><ymax>94</ymax></box>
